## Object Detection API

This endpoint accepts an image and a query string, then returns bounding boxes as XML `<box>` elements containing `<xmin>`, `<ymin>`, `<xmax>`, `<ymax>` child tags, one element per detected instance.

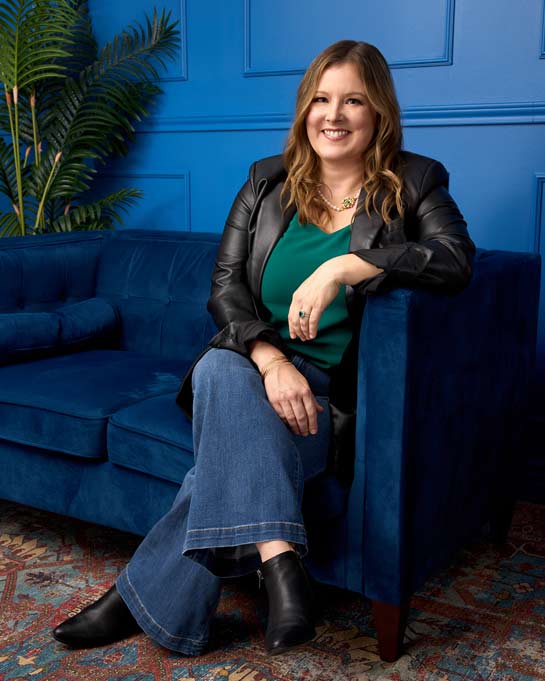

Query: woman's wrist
<box><xmin>327</xmin><ymin>254</ymin><xmax>383</xmax><ymax>286</ymax></box>
<box><xmin>259</xmin><ymin>355</ymin><xmax>291</xmax><ymax>380</ymax></box>
<box><xmin>249</xmin><ymin>339</ymin><xmax>287</xmax><ymax>373</ymax></box>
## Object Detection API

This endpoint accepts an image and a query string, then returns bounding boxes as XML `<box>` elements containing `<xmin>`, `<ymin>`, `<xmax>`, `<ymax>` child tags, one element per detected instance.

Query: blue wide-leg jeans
<box><xmin>116</xmin><ymin>348</ymin><xmax>331</xmax><ymax>655</ymax></box>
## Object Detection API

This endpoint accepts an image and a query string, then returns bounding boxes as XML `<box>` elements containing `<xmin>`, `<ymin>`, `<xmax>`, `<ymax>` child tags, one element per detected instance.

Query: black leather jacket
<box><xmin>177</xmin><ymin>151</ymin><xmax>475</xmax><ymax>478</ymax></box>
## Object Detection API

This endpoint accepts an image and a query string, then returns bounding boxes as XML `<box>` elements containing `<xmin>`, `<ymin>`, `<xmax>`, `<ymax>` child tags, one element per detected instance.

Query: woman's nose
<box><xmin>325</xmin><ymin>100</ymin><xmax>343</xmax><ymax>122</ymax></box>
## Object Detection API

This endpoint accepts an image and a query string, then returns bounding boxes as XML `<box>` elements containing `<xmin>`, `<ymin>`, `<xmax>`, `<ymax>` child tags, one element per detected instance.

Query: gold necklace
<box><xmin>317</xmin><ymin>187</ymin><xmax>360</xmax><ymax>212</ymax></box>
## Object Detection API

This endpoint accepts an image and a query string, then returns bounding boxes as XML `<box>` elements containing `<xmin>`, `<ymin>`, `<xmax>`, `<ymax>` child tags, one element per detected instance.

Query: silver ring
<box><xmin>299</xmin><ymin>310</ymin><xmax>307</xmax><ymax>319</ymax></box>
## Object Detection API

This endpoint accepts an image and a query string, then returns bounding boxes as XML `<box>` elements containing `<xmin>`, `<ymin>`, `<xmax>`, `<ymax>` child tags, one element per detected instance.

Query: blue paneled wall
<box><xmin>89</xmin><ymin>0</ymin><xmax>545</xmax><ymax>396</ymax></box>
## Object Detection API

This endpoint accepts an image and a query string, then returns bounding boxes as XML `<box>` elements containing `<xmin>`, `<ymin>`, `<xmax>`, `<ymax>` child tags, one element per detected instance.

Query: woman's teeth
<box><xmin>323</xmin><ymin>130</ymin><xmax>349</xmax><ymax>139</ymax></box>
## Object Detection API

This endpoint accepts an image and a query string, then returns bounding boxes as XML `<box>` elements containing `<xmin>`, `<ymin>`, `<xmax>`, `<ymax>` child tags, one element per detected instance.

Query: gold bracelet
<box><xmin>259</xmin><ymin>356</ymin><xmax>290</xmax><ymax>380</ymax></box>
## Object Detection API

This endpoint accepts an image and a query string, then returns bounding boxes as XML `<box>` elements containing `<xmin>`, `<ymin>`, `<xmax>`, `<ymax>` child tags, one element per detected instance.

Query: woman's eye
<box><xmin>347</xmin><ymin>98</ymin><xmax>363</xmax><ymax>105</ymax></box>
<box><xmin>312</xmin><ymin>96</ymin><xmax>327</xmax><ymax>103</ymax></box>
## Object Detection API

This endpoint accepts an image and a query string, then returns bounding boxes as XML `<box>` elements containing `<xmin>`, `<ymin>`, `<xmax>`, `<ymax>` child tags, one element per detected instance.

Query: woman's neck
<box><xmin>319</xmin><ymin>160</ymin><xmax>363</xmax><ymax>198</ymax></box>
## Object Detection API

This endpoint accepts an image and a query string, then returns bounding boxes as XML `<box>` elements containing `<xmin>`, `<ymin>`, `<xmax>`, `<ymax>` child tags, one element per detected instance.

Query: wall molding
<box><xmin>136</xmin><ymin>100</ymin><xmax>545</xmax><ymax>133</ymax></box>
<box><xmin>402</xmin><ymin>101</ymin><xmax>545</xmax><ymax>127</ymax></box>
<box><xmin>243</xmin><ymin>0</ymin><xmax>455</xmax><ymax>76</ymax></box>
<box><xmin>535</xmin><ymin>174</ymin><xmax>545</xmax><ymax>253</ymax></box>
<box><xmin>541</xmin><ymin>0</ymin><xmax>545</xmax><ymax>58</ymax></box>
<box><xmin>159</xmin><ymin>0</ymin><xmax>188</xmax><ymax>82</ymax></box>
<box><xmin>101</xmin><ymin>172</ymin><xmax>191</xmax><ymax>230</ymax></box>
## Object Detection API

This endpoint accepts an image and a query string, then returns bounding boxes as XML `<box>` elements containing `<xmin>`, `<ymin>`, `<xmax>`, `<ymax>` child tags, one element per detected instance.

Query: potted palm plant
<box><xmin>0</xmin><ymin>0</ymin><xmax>179</xmax><ymax>236</ymax></box>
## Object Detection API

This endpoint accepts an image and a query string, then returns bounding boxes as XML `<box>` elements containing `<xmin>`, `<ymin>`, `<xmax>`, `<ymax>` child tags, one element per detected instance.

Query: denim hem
<box><xmin>183</xmin><ymin>521</ymin><xmax>307</xmax><ymax>553</ymax></box>
<box><xmin>116</xmin><ymin>568</ymin><xmax>209</xmax><ymax>656</ymax></box>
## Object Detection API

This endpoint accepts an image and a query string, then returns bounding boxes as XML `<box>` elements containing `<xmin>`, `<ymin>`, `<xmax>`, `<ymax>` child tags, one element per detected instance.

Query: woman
<box><xmin>52</xmin><ymin>40</ymin><xmax>475</xmax><ymax>656</ymax></box>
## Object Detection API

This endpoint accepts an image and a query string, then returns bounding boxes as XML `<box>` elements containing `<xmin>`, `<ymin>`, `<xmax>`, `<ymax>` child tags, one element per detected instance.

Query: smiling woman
<box><xmin>52</xmin><ymin>40</ymin><xmax>476</xmax><ymax>661</ymax></box>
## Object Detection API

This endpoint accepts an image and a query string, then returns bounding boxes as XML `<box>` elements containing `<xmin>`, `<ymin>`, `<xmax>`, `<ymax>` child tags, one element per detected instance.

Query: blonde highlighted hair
<box><xmin>281</xmin><ymin>40</ymin><xmax>404</xmax><ymax>226</ymax></box>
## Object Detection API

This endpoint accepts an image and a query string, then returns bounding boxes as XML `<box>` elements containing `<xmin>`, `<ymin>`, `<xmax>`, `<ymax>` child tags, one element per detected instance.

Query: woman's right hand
<box><xmin>262</xmin><ymin>361</ymin><xmax>324</xmax><ymax>437</ymax></box>
<box><xmin>249</xmin><ymin>339</ymin><xmax>323</xmax><ymax>436</ymax></box>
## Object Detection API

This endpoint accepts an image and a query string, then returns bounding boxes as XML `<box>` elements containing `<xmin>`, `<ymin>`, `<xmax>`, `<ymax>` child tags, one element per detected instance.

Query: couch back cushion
<box><xmin>95</xmin><ymin>230</ymin><xmax>221</xmax><ymax>360</ymax></box>
<box><xmin>0</xmin><ymin>232</ymin><xmax>107</xmax><ymax>312</ymax></box>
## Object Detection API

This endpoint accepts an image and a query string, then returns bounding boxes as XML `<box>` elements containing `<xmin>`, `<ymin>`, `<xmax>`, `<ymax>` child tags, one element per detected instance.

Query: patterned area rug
<box><xmin>1</xmin><ymin>500</ymin><xmax>544</xmax><ymax>681</ymax></box>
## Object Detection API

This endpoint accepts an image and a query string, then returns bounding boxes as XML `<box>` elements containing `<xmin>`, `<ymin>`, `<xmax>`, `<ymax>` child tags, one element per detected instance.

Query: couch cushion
<box><xmin>96</xmin><ymin>231</ymin><xmax>220</xmax><ymax>361</ymax></box>
<box><xmin>0</xmin><ymin>298</ymin><xmax>119</xmax><ymax>366</ymax></box>
<box><xmin>107</xmin><ymin>393</ymin><xmax>194</xmax><ymax>484</ymax></box>
<box><xmin>57</xmin><ymin>298</ymin><xmax>119</xmax><ymax>351</ymax></box>
<box><xmin>0</xmin><ymin>311</ymin><xmax>60</xmax><ymax>364</ymax></box>
<box><xmin>0</xmin><ymin>350</ymin><xmax>189</xmax><ymax>459</ymax></box>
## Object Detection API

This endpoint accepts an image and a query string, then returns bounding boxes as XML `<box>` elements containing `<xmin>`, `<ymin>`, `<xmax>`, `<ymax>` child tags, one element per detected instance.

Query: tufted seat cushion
<box><xmin>107</xmin><ymin>392</ymin><xmax>194</xmax><ymax>484</ymax></box>
<box><xmin>0</xmin><ymin>350</ymin><xmax>189</xmax><ymax>459</ymax></box>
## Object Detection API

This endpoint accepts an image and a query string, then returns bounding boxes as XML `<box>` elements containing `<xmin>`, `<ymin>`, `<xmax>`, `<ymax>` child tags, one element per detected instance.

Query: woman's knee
<box><xmin>192</xmin><ymin>348</ymin><xmax>251</xmax><ymax>393</ymax></box>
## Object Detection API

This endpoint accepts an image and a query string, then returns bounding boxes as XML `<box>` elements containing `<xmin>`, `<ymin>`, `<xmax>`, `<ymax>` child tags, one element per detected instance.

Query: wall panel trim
<box><xmin>136</xmin><ymin>100</ymin><xmax>545</xmax><ymax>133</ymax></box>
<box><xmin>541</xmin><ymin>0</ymin><xmax>545</xmax><ymax>58</ymax></box>
<box><xmin>159</xmin><ymin>0</ymin><xmax>188</xmax><ymax>82</ymax></box>
<box><xmin>101</xmin><ymin>172</ymin><xmax>191</xmax><ymax>230</ymax></box>
<box><xmin>243</xmin><ymin>0</ymin><xmax>455</xmax><ymax>76</ymax></box>
<box><xmin>535</xmin><ymin>174</ymin><xmax>545</xmax><ymax>253</ymax></box>
<box><xmin>402</xmin><ymin>101</ymin><xmax>545</xmax><ymax>127</ymax></box>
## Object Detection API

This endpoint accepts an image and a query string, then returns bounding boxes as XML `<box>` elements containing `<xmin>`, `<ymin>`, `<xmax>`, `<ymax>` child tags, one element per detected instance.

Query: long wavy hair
<box><xmin>281</xmin><ymin>40</ymin><xmax>404</xmax><ymax>226</ymax></box>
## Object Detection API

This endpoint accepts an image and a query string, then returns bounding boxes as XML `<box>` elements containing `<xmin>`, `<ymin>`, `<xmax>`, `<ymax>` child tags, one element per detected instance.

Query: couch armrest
<box><xmin>348</xmin><ymin>249</ymin><xmax>541</xmax><ymax>604</ymax></box>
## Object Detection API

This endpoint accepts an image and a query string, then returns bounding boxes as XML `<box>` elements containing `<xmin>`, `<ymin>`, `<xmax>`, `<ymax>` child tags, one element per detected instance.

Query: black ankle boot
<box><xmin>259</xmin><ymin>550</ymin><xmax>316</xmax><ymax>655</ymax></box>
<box><xmin>53</xmin><ymin>585</ymin><xmax>141</xmax><ymax>648</ymax></box>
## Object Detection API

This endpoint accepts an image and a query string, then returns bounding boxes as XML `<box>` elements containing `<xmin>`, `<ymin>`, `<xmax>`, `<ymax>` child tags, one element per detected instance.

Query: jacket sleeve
<box><xmin>207</xmin><ymin>166</ymin><xmax>286</xmax><ymax>355</ymax></box>
<box><xmin>352</xmin><ymin>160</ymin><xmax>476</xmax><ymax>296</ymax></box>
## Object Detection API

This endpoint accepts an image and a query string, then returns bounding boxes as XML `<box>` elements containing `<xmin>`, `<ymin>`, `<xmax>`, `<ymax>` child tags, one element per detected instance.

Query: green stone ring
<box><xmin>299</xmin><ymin>310</ymin><xmax>307</xmax><ymax>319</ymax></box>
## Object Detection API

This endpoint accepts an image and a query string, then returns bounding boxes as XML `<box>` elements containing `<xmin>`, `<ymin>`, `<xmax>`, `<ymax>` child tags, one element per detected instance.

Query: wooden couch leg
<box><xmin>371</xmin><ymin>599</ymin><xmax>409</xmax><ymax>662</ymax></box>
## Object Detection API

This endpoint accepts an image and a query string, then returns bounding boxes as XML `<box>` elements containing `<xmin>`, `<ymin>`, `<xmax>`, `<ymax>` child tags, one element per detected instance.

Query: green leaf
<box><xmin>50</xmin><ymin>187</ymin><xmax>142</xmax><ymax>231</ymax></box>
<box><xmin>0</xmin><ymin>210</ymin><xmax>19</xmax><ymax>236</ymax></box>
<box><xmin>0</xmin><ymin>135</ymin><xmax>17</xmax><ymax>203</ymax></box>
<box><xmin>0</xmin><ymin>0</ymin><xmax>80</xmax><ymax>90</ymax></box>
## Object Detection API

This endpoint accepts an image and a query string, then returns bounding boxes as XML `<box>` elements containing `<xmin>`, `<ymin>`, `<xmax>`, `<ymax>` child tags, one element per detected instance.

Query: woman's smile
<box><xmin>322</xmin><ymin>129</ymin><xmax>351</xmax><ymax>140</ymax></box>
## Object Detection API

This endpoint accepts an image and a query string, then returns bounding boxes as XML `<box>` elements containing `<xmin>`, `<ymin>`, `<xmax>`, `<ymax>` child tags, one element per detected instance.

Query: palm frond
<box><xmin>36</xmin><ymin>11</ymin><xmax>177</xmax><ymax>198</ymax></box>
<box><xmin>0</xmin><ymin>135</ymin><xmax>17</xmax><ymax>203</ymax></box>
<box><xmin>88</xmin><ymin>9</ymin><xmax>179</xmax><ymax>87</ymax></box>
<box><xmin>0</xmin><ymin>0</ymin><xmax>79</xmax><ymax>90</ymax></box>
<box><xmin>50</xmin><ymin>187</ymin><xmax>142</xmax><ymax>231</ymax></box>
<box><xmin>0</xmin><ymin>210</ymin><xmax>19</xmax><ymax>236</ymax></box>
<box><xmin>55</xmin><ymin>0</ymin><xmax>97</xmax><ymax>78</ymax></box>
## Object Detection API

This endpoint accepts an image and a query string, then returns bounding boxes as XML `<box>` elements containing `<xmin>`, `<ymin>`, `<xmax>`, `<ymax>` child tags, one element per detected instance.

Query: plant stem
<box><xmin>30</xmin><ymin>90</ymin><xmax>40</xmax><ymax>167</ymax></box>
<box><xmin>34</xmin><ymin>151</ymin><xmax>62</xmax><ymax>233</ymax></box>
<box><xmin>11</xmin><ymin>86</ymin><xmax>25</xmax><ymax>236</ymax></box>
<box><xmin>4</xmin><ymin>83</ymin><xmax>21</xmax><ymax>232</ymax></box>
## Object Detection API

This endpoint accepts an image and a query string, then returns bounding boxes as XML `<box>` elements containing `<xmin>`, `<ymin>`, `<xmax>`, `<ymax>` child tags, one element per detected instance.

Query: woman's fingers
<box><xmin>307</xmin><ymin>308</ymin><xmax>321</xmax><ymax>340</ymax></box>
<box><xmin>296</xmin><ymin>308</ymin><xmax>311</xmax><ymax>342</ymax></box>
<box><xmin>302</xmin><ymin>393</ymin><xmax>319</xmax><ymax>435</ymax></box>
<box><xmin>289</xmin><ymin>306</ymin><xmax>323</xmax><ymax>342</ymax></box>
<box><xmin>282</xmin><ymin>394</ymin><xmax>322</xmax><ymax>437</ymax></box>
<box><xmin>280</xmin><ymin>400</ymin><xmax>303</xmax><ymax>436</ymax></box>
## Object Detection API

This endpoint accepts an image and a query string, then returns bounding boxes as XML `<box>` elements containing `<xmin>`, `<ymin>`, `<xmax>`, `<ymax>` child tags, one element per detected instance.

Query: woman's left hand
<box><xmin>288</xmin><ymin>255</ymin><xmax>384</xmax><ymax>341</ymax></box>
<box><xmin>288</xmin><ymin>260</ymin><xmax>341</xmax><ymax>342</ymax></box>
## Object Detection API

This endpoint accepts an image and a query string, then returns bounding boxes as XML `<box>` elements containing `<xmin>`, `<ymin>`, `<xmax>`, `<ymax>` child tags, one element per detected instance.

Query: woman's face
<box><xmin>305</xmin><ymin>62</ymin><xmax>377</xmax><ymax>167</ymax></box>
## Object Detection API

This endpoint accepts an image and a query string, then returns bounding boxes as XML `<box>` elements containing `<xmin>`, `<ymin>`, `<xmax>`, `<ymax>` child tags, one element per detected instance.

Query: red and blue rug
<box><xmin>1</xmin><ymin>500</ymin><xmax>544</xmax><ymax>680</ymax></box>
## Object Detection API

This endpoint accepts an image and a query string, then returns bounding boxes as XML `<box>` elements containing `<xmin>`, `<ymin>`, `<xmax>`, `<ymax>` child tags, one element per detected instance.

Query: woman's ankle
<box><xmin>256</xmin><ymin>540</ymin><xmax>295</xmax><ymax>563</ymax></box>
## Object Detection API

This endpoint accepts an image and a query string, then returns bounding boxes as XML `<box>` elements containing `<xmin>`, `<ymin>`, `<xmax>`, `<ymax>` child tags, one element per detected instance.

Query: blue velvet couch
<box><xmin>0</xmin><ymin>228</ymin><xmax>540</xmax><ymax>661</ymax></box>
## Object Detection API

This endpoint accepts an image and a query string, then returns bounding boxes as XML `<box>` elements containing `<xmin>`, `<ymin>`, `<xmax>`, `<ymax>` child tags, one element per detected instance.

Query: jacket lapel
<box><xmin>349</xmin><ymin>190</ymin><xmax>384</xmax><ymax>251</ymax></box>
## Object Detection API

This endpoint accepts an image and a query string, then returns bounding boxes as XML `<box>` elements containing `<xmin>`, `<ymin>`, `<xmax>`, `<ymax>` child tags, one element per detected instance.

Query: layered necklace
<box><xmin>317</xmin><ymin>186</ymin><xmax>361</xmax><ymax>212</ymax></box>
